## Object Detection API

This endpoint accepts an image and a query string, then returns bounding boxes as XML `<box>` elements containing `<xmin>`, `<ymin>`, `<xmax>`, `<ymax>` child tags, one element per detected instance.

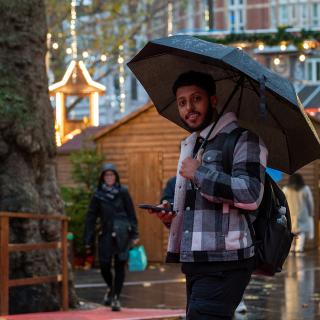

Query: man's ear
<box><xmin>210</xmin><ymin>95</ymin><xmax>218</xmax><ymax>107</ymax></box>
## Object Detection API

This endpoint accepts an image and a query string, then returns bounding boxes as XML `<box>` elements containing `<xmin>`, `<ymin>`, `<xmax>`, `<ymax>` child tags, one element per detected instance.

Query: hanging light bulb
<box><xmin>280</xmin><ymin>43</ymin><xmax>287</xmax><ymax>51</ymax></box>
<box><xmin>100</xmin><ymin>54</ymin><xmax>107</xmax><ymax>62</ymax></box>
<box><xmin>82</xmin><ymin>51</ymin><xmax>89</xmax><ymax>58</ymax></box>
<box><xmin>66</xmin><ymin>48</ymin><xmax>72</xmax><ymax>55</ymax></box>
<box><xmin>274</xmin><ymin>57</ymin><xmax>281</xmax><ymax>65</ymax></box>
<box><xmin>258</xmin><ymin>43</ymin><xmax>265</xmax><ymax>51</ymax></box>
<box><xmin>52</xmin><ymin>42</ymin><xmax>59</xmax><ymax>50</ymax></box>
<box><xmin>303</xmin><ymin>41</ymin><xmax>310</xmax><ymax>50</ymax></box>
<box><xmin>299</xmin><ymin>54</ymin><xmax>306</xmax><ymax>62</ymax></box>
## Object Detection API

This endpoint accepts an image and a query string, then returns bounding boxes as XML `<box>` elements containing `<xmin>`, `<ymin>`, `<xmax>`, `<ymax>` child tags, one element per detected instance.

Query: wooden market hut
<box><xmin>93</xmin><ymin>102</ymin><xmax>186</xmax><ymax>261</ymax></box>
<box><xmin>56</xmin><ymin>126</ymin><xmax>107</xmax><ymax>187</ymax></box>
<box><xmin>55</xmin><ymin>102</ymin><xmax>320</xmax><ymax>261</ymax></box>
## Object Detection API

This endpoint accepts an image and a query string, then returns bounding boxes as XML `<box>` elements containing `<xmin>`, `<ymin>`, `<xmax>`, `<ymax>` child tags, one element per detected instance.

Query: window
<box><xmin>279</xmin><ymin>5</ymin><xmax>288</xmax><ymax>25</ymax></box>
<box><xmin>131</xmin><ymin>76</ymin><xmax>138</xmax><ymax>101</ymax></box>
<box><xmin>299</xmin><ymin>3</ymin><xmax>308</xmax><ymax>27</ymax></box>
<box><xmin>66</xmin><ymin>96</ymin><xmax>90</xmax><ymax>120</ymax></box>
<box><xmin>312</xmin><ymin>3</ymin><xmax>320</xmax><ymax>27</ymax></box>
<box><xmin>276</xmin><ymin>0</ymin><xmax>311</xmax><ymax>28</ymax></box>
<box><xmin>228</xmin><ymin>0</ymin><xmax>245</xmax><ymax>32</ymax></box>
<box><xmin>317</xmin><ymin>61</ymin><xmax>320</xmax><ymax>80</ymax></box>
<box><xmin>306</xmin><ymin>59</ymin><xmax>320</xmax><ymax>82</ymax></box>
<box><xmin>270</xmin><ymin>5</ymin><xmax>277</xmax><ymax>28</ymax></box>
<box><xmin>204</xmin><ymin>0</ymin><xmax>214</xmax><ymax>30</ymax></box>
<box><xmin>307</xmin><ymin>62</ymin><xmax>313</xmax><ymax>81</ymax></box>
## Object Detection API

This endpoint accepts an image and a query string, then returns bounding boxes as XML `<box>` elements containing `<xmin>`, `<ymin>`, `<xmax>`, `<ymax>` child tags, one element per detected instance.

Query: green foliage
<box><xmin>61</xmin><ymin>149</ymin><xmax>104</xmax><ymax>255</ymax></box>
<box><xmin>70</xmin><ymin>149</ymin><xmax>104</xmax><ymax>192</ymax></box>
<box><xmin>198</xmin><ymin>27</ymin><xmax>320</xmax><ymax>49</ymax></box>
<box><xmin>61</xmin><ymin>186</ymin><xmax>91</xmax><ymax>256</ymax></box>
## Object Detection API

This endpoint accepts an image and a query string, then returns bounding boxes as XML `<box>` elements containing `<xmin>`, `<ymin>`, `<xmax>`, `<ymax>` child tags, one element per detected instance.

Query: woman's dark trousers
<box><xmin>100</xmin><ymin>255</ymin><xmax>127</xmax><ymax>296</ymax></box>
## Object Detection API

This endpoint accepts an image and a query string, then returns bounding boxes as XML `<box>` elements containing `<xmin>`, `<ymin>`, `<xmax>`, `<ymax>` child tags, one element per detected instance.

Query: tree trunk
<box><xmin>0</xmin><ymin>0</ymin><xmax>77</xmax><ymax>313</ymax></box>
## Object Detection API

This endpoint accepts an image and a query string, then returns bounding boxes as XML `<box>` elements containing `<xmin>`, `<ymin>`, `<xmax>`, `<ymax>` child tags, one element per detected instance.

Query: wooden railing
<box><xmin>0</xmin><ymin>212</ymin><xmax>70</xmax><ymax>315</ymax></box>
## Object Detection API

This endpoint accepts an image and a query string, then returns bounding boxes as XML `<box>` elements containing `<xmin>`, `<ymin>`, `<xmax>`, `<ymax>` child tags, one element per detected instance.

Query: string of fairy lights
<box><xmin>233</xmin><ymin>40</ymin><xmax>315</xmax><ymax>66</ymax></box>
<box><xmin>70</xmin><ymin>0</ymin><xmax>77</xmax><ymax>60</ymax></box>
<box><xmin>201</xmin><ymin>27</ymin><xmax>320</xmax><ymax>69</ymax></box>
<box><xmin>118</xmin><ymin>45</ymin><xmax>126</xmax><ymax>113</ymax></box>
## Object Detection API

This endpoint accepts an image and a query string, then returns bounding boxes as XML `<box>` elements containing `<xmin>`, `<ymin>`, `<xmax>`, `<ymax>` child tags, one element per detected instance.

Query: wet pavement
<box><xmin>75</xmin><ymin>250</ymin><xmax>320</xmax><ymax>319</ymax></box>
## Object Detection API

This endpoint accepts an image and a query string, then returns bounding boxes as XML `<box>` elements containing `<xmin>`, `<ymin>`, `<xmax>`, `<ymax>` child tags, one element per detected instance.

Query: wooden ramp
<box><xmin>2</xmin><ymin>307</ymin><xmax>185</xmax><ymax>320</ymax></box>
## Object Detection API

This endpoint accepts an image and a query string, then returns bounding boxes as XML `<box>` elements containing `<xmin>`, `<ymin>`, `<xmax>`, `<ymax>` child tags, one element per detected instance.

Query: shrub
<box><xmin>61</xmin><ymin>149</ymin><xmax>104</xmax><ymax>256</ymax></box>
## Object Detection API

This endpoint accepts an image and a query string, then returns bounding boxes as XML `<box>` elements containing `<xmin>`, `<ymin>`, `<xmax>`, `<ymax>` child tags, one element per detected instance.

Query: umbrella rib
<box><xmin>219</xmin><ymin>76</ymin><xmax>244</xmax><ymax>115</ymax></box>
<box><xmin>236</xmin><ymin>81</ymin><xmax>244</xmax><ymax>118</ymax></box>
<box><xmin>247</xmin><ymin>78</ymin><xmax>292</xmax><ymax>173</ymax></box>
<box><xmin>160</xmin><ymin>98</ymin><xmax>175</xmax><ymax>115</ymax></box>
<box><xmin>214</xmin><ymin>75</ymin><xmax>239</xmax><ymax>82</ymax></box>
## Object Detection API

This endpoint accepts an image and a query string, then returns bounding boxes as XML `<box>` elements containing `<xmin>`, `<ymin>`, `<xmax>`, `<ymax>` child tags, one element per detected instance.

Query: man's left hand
<box><xmin>180</xmin><ymin>157</ymin><xmax>200</xmax><ymax>180</ymax></box>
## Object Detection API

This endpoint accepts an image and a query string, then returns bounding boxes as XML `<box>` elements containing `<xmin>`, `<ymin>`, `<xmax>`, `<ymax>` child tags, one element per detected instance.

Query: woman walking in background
<box><xmin>84</xmin><ymin>163</ymin><xmax>139</xmax><ymax>311</ymax></box>
<box><xmin>283</xmin><ymin>173</ymin><xmax>314</xmax><ymax>253</ymax></box>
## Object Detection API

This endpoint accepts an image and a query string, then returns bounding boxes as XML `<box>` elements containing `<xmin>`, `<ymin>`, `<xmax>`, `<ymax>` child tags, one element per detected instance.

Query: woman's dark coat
<box><xmin>84</xmin><ymin>185</ymin><xmax>139</xmax><ymax>263</ymax></box>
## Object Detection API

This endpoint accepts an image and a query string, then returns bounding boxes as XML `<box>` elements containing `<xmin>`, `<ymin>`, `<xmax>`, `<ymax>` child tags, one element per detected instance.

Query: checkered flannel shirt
<box><xmin>166</xmin><ymin>112</ymin><xmax>268</xmax><ymax>263</ymax></box>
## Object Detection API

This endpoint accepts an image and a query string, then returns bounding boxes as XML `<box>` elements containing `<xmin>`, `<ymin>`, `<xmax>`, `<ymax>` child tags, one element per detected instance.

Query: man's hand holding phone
<box><xmin>147</xmin><ymin>200</ymin><xmax>176</xmax><ymax>224</ymax></box>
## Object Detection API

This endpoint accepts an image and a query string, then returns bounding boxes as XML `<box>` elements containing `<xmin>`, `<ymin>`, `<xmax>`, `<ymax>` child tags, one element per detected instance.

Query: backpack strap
<box><xmin>222</xmin><ymin>127</ymin><xmax>256</xmax><ymax>240</ymax></box>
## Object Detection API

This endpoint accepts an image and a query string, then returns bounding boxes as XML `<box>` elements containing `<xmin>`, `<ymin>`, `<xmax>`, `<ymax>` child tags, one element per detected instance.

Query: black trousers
<box><xmin>185</xmin><ymin>268</ymin><xmax>252</xmax><ymax>320</ymax></box>
<box><xmin>100</xmin><ymin>255</ymin><xmax>127</xmax><ymax>297</ymax></box>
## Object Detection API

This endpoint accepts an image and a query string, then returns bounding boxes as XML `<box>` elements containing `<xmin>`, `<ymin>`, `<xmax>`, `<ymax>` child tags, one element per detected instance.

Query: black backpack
<box><xmin>222</xmin><ymin>128</ymin><xmax>295</xmax><ymax>276</ymax></box>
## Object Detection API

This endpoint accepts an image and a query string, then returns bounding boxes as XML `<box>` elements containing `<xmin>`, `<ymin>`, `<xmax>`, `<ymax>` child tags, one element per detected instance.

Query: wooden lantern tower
<box><xmin>49</xmin><ymin>60</ymin><xmax>106</xmax><ymax>143</ymax></box>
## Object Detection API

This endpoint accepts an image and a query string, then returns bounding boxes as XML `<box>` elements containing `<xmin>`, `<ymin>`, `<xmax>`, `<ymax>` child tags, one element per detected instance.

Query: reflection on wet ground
<box><xmin>75</xmin><ymin>250</ymin><xmax>320</xmax><ymax>319</ymax></box>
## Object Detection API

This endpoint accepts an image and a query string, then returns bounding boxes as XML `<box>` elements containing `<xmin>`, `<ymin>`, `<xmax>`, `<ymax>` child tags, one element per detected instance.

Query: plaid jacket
<box><xmin>166</xmin><ymin>112</ymin><xmax>268</xmax><ymax>263</ymax></box>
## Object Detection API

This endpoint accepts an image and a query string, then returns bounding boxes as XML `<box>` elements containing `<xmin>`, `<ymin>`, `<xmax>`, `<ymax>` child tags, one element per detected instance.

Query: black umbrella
<box><xmin>128</xmin><ymin>35</ymin><xmax>320</xmax><ymax>174</ymax></box>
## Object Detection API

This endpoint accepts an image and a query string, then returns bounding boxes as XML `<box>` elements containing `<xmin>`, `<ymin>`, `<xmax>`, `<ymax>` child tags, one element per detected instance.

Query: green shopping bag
<box><xmin>128</xmin><ymin>245</ymin><xmax>147</xmax><ymax>272</ymax></box>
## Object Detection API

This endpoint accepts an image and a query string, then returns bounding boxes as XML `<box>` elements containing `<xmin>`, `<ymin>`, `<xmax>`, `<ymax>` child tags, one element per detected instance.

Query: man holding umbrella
<box><xmin>155</xmin><ymin>70</ymin><xmax>267</xmax><ymax>319</ymax></box>
<box><xmin>128</xmin><ymin>35</ymin><xmax>320</xmax><ymax>319</ymax></box>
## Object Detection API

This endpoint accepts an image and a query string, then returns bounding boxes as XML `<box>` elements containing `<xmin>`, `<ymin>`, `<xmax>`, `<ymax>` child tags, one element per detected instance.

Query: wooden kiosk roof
<box><xmin>94</xmin><ymin>102</ymin><xmax>154</xmax><ymax>140</ymax></box>
<box><xmin>49</xmin><ymin>60</ymin><xmax>105</xmax><ymax>96</ymax></box>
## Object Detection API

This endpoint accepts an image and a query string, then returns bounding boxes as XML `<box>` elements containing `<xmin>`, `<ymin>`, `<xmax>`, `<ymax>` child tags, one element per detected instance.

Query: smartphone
<box><xmin>138</xmin><ymin>204</ymin><xmax>175</xmax><ymax>214</ymax></box>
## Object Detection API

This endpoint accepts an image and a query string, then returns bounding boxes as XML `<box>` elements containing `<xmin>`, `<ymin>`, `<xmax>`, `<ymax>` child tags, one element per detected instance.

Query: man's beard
<box><xmin>181</xmin><ymin>103</ymin><xmax>218</xmax><ymax>132</ymax></box>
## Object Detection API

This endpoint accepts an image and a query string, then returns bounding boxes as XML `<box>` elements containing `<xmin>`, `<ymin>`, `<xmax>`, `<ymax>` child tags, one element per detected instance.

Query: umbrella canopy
<box><xmin>128</xmin><ymin>35</ymin><xmax>320</xmax><ymax>174</ymax></box>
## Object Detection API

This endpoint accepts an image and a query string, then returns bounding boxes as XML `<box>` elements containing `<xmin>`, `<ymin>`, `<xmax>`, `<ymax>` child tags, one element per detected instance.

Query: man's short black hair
<box><xmin>172</xmin><ymin>71</ymin><xmax>216</xmax><ymax>96</ymax></box>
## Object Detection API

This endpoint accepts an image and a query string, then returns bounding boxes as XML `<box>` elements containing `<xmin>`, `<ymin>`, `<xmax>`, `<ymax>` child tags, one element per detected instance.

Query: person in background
<box><xmin>283</xmin><ymin>173</ymin><xmax>314</xmax><ymax>253</ymax></box>
<box><xmin>84</xmin><ymin>163</ymin><xmax>139</xmax><ymax>311</ymax></box>
<box><xmin>161</xmin><ymin>176</ymin><xmax>176</xmax><ymax>206</ymax></box>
